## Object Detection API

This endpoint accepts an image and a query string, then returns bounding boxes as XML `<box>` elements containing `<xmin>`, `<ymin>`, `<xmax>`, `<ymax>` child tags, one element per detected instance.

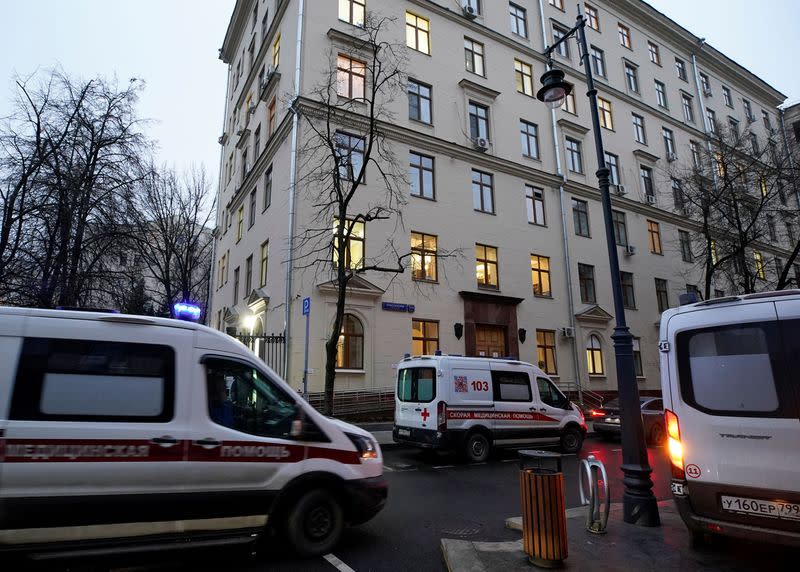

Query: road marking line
<box><xmin>382</xmin><ymin>465</ymin><xmax>395</xmax><ymax>472</ymax></box>
<box><xmin>432</xmin><ymin>465</ymin><xmax>455</xmax><ymax>469</ymax></box>
<box><xmin>502</xmin><ymin>458</ymin><xmax>518</xmax><ymax>462</ymax></box>
<box><xmin>471</xmin><ymin>462</ymin><xmax>487</xmax><ymax>465</ymax></box>
<box><xmin>324</xmin><ymin>553</ymin><xmax>356</xmax><ymax>572</ymax></box>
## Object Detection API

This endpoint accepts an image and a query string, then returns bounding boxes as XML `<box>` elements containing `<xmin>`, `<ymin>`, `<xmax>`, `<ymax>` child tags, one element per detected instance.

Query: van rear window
<box><xmin>397</xmin><ymin>367</ymin><xmax>436</xmax><ymax>403</ymax></box>
<box><xmin>676</xmin><ymin>323</ymin><xmax>788</xmax><ymax>417</ymax></box>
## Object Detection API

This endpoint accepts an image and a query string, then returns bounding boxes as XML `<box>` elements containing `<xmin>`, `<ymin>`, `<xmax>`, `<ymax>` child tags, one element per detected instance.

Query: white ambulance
<box><xmin>0</xmin><ymin>307</ymin><xmax>387</xmax><ymax>560</ymax></box>
<box><xmin>660</xmin><ymin>290</ymin><xmax>800</xmax><ymax>547</ymax></box>
<box><xmin>392</xmin><ymin>355</ymin><xmax>586</xmax><ymax>461</ymax></box>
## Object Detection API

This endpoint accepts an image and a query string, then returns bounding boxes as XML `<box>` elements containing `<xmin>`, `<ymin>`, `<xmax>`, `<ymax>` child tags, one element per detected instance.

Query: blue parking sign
<box><xmin>302</xmin><ymin>297</ymin><xmax>311</xmax><ymax>316</ymax></box>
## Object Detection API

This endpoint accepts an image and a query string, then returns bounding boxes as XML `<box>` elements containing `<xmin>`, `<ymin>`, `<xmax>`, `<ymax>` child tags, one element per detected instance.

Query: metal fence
<box><xmin>235</xmin><ymin>333</ymin><xmax>286</xmax><ymax>377</ymax></box>
<box><xmin>305</xmin><ymin>388</ymin><xmax>395</xmax><ymax>418</ymax></box>
<box><xmin>558</xmin><ymin>382</ymin><xmax>604</xmax><ymax>411</ymax></box>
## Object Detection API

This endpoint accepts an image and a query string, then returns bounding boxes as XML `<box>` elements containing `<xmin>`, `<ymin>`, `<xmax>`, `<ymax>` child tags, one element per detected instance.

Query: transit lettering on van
<box><xmin>3</xmin><ymin>441</ymin><xmax>150</xmax><ymax>461</ymax></box>
<box><xmin>393</xmin><ymin>355</ymin><xmax>586</xmax><ymax>462</ymax></box>
<box><xmin>219</xmin><ymin>444</ymin><xmax>291</xmax><ymax>459</ymax></box>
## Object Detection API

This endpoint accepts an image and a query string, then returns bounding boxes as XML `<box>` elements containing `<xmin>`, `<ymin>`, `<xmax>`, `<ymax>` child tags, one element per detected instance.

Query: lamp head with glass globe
<box><xmin>536</xmin><ymin>67</ymin><xmax>574</xmax><ymax>109</ymax></box>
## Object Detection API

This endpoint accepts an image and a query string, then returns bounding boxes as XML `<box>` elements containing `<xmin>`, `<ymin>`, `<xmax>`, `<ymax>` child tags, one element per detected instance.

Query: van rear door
<box><xmin>395</xmin><ymin>362</ymin><xmax>438</xmax><ymax>433</ymax></box>
<box><xmin>670</xmin><ymin>301</ymin><xmax>800</xmax><ymax>528</ymax></box>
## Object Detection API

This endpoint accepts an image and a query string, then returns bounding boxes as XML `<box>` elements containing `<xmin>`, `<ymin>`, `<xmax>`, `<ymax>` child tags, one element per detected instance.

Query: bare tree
<box><xmin>291</xmin><ymin>15</ymin><xmax>452</xmax><ymax>414</ymax></box>
<box><xmin>0</xmin><ymin>69</ymin><xmax>147</xmax><ymax>307</ymax></box>
<box><xmin>129</xmin><ymin>164</ymin><xmax>215</xmax><ymax>320</ymax></box>
<box><xmin>667</xmin><ymin>120</ymin><xmax>800</xmax><ymax>298</ymax></box>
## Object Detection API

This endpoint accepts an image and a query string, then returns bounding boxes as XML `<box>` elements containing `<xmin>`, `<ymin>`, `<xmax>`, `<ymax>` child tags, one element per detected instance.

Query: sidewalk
<box><xmin>441</xmin><ymin>501</ymin><xmax>796</xmax><ymax>571</ymax></box>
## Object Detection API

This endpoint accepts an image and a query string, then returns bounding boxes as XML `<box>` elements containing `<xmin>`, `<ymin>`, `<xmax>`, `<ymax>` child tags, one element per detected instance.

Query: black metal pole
<box><xmin>571</xmin><ymin>15</ymin><xmax>660</xmax><ymax>526</ymax></box>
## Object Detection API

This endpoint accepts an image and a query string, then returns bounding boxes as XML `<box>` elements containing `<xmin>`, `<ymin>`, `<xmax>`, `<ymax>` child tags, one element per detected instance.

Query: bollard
<box><xmin>518</xmin><ymin>450</ymin><xmax>567</xmax><ymax>568</ymax></box>
<box><xmin>579</xmin><ymin>454</ymin><xmax>610</xmax><ymax>534</ymax></box>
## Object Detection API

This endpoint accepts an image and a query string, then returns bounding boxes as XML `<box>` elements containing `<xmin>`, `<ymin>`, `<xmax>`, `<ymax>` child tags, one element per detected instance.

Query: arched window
<box><xmin>336</xmin><ymin>314</ymin><xmax>364</xmax><ymax>369</ymax></box>
<box><xmin>586</xmin><ymin>335</ymin><xmax>604</xmax><ymax>375</ymax></box>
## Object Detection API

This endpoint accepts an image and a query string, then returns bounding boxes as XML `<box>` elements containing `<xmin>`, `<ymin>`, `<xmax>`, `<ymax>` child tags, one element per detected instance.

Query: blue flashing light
<box><xmin>173</xmin><ymin>302</ymin><xmax>202</xmax><ymax>321</ymax></box>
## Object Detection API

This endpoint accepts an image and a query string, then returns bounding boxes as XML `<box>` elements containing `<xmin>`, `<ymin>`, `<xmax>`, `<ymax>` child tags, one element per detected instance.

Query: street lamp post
<box><xmin>537</xmin><ymin>13</ymin><xmax>660</xmax><ymax>527</ymax></box>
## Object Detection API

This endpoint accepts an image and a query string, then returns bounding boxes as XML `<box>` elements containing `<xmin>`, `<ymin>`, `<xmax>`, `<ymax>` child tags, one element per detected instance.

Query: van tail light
<box><xmin>438</xmin><ymin>401</ymin><xmax>448</xmax><ymax>432</ymax></box>
<box><xmin>665</xmin><ymin>409</ymin><xmax>684</xmax><ymax>479</ymax></box>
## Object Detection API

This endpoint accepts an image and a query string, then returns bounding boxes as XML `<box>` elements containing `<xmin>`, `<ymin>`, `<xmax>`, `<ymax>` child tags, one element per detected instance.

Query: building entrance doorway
<box><xmin>474</xmin><ymin>324</ymin><xmax>507</xmax><ymax>358</ymax></box>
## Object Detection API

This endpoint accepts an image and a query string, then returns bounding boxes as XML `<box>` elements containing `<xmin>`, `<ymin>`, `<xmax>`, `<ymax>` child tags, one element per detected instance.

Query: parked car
<box><xmin>660</xmin><ymin>290</ymin><xmax>800</xmax><ymax>547</ymax></box>
<box><xmin>591</xmin><ymin>396</ymin><xmax>666</xmax><ymax>446</ymax></box>
<box><xmin>0</xmin><ymin>307</ymin><xmax>387</xmax><ymax>561</ymax></box>
<box><xmin>392</xmin><ymin>355</ymin><xmax>587</xmax><ymax>462</ymax></box>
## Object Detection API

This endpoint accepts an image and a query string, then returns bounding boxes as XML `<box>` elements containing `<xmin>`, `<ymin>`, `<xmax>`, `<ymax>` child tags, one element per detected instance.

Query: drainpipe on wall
<box><xmin>209</xmin><ymin>61</ymin><xmax>233</xmax><ymax>327</ymax></box>
<box><xmin>537</xmin><ymin>0</ymin><xmax>582</xmax><ymax>403</ymax></box>
<box><xmin>284</xmin><ymin>0</ymin><xmax>306</xmax><ymax>383</ymax></box>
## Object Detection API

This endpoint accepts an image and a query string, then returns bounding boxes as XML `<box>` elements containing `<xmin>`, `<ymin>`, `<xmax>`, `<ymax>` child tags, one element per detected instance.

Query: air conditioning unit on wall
<box><xmin>473</xmin><ymin>137</ymin><xmax>489</xmax><ymax>152</ymax></box>
<box><xmin>462</xmin><ymin>5</ymin><xmax>477</xmax><ymax>19</ymax></box>
<box><xmin>614</xmin><ymin>184</ymin><xmax>627</xmax><ymax>195</ymax></box>
<box><xmin>559</xmin><ymin>326</ymin><xmax>575</xmax><ymax>338</ymax></box>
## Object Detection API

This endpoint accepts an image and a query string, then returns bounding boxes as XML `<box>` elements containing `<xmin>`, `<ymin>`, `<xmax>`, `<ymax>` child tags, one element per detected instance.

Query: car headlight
<box><xmin>345</xmin><ymin>432</ymin><xmax>379</xmax><ymax>460</ymax></box>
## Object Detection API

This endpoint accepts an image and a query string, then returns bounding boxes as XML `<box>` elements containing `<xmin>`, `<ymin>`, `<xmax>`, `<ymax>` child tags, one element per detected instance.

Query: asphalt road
<box><xmin>50</xmin><ymin>436</ymin><xmax>671</xmax><ymax>572</ymax></box>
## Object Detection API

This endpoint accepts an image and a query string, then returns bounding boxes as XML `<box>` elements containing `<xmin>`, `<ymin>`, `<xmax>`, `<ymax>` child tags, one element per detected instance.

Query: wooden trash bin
<box><xmin>519</xmin><ymin>450</ymin><xmax>567</xmax><ymax>568</ymax></box>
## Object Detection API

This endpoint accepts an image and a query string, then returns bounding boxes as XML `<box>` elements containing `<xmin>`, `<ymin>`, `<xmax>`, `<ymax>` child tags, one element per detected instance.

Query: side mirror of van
<box><xmin>289</xmin><ymin>406</ymin><xmax>329</xmax><ymax>442</ymax></box>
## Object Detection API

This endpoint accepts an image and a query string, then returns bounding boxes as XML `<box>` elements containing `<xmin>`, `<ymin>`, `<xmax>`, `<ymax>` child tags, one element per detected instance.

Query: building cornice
<box><xmin>221</xmin><ymin>0</ymin><xmax>252</xmax><ymax>64</ymax></box>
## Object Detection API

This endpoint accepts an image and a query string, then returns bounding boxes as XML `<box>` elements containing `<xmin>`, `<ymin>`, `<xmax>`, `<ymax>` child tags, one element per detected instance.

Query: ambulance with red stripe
<box><xmin>0</xmin><ymin>307</ymin><xmax>386</xmax><ymax>560</ymax></box>
<box><xmin>392</xmin><ymin>355</ymin><xmax>586</xmax><ymax>461</ymax></box>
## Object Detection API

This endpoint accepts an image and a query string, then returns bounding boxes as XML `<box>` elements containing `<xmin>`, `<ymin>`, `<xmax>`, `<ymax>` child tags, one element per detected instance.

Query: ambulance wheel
<box><xmin>464</xmin><ymin>432</ymin><xmax>491</xmax><ymax>463</ymax></box>
<box><xmin>560</xmin><ymin>426</ymin><xmax>584</xmax><ymax>453</ymax></box>
<box><xmin>285</xmin><ymin>488</ymin><xmax>344</xmax><ymax>557</ymax></box>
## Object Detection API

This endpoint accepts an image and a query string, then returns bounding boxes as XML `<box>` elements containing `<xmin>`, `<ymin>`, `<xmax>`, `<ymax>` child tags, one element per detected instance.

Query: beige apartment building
<box><xmin>210</xmin><ymin>0</ymin><xmax>790</xmax><ymax>398</ymax></box>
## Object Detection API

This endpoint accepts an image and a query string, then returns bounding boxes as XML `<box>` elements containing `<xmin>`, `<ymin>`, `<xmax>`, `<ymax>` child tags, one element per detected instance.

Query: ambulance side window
<box><xmin>537</xmin><ymin>377</ymin><xmax>568</xmax><ymax>409</ymax></box>
<box><xmin>397</xmin><ymin>367</ymin><xmax>436</xmax><ymax>403</ymax></box>
<box><xmin>205</xmin><ymin>358</ymin><xmax>297</xmax><ymax>438</ymax></box>
<box><xmin>10</xmin><ymin>337</ymin><xmax>174</xmax><ymax>422</ymax></box>
<box><xmin>491</xmin><ymin>371</ymin><xmax>532</xmax><ymax>402</ymax></box>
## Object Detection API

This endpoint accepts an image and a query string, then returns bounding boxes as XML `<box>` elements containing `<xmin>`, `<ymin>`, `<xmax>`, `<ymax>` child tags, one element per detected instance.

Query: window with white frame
<box><xmin>520</xmin><ymin>120</ymin><xmax>539</xmax><ymax>158</ymax></box>
<box><xmin>525</xmin><ymin>185</ymin><xmax>546</xmax><ymax>226</ymax></box>
<box><xmin>509</xmin><ymin>3</ymin><xmax>528</xmax><ymax>38</ymax></box>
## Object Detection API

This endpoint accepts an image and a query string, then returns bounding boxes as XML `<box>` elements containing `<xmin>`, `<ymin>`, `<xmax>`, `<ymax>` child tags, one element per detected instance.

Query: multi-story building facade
<box><xmin>211</xmin><ymin>0</ymin><xmax>789</xmax><ymax>398</ymax></box>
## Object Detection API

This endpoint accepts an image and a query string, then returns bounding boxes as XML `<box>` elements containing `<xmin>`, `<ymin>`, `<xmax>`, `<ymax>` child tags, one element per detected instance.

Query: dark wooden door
<box><xmin>474</xmin><ymin>325</ymin><xmax>507</xmax><ymax>358</ymax></box>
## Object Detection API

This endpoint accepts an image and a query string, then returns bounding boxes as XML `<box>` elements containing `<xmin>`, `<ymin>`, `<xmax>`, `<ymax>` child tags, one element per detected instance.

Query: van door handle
<box><xmin>151</xmin><ymin>436</ymin><xmax>179</xmax><ymax>446</ymax></box>
<box><xmin>194</xmin><ymin>438</ymin><xmax>222</xmax><ymax>448</ymax></box>
<box><xmin>414</xmin><ymin>408</ymin><xmax>422</xmax><ymax>412</ymax></box>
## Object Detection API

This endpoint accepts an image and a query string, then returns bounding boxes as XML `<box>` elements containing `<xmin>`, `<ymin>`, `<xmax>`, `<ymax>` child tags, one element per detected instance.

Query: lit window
<box><xmin>412</xmin><ymin>319</ymin><xmax>439</xmax><ymax>355</ymax></box>
<box><xmin>760</xmin><ymin>176</ymin><xmax>768</xmax><ymax>197</ymax></box>
<box><xmin>411</xmin><ymin>231</ymin><xmax>438</xmax><ymax>281</ymax></box>
<box><xmin>586</xmin><ymin>335</ymin><xmax>604</xmax><ymax>375</ymax></box>
<box><xmin>272</xmin><ymin>34</ymin><xmax>281</xmax><ymax>68</ymax></box>
<box><xmin>336</xmin><ymin>54</ymin><xmax>366</xmax><ymax>99</ymax></box>
<box><xmin>597</xmin><ymin>97</ymin><xmax>613</xmax><ymax>130</ymax></box>
<box><xmin>531</xmin><ymin>254</ymin><xmax>552</xmax><ymax>297</ymax></box>
<box><xmin>475</xmin><ymin>244</ymin><xmax>499</xmax><ymax>289</ymax></box>
<box><xmin>515</xmin><ymin>60</ymin><xmax>534</xmax><ymax>96</ymax></box>
<box><xmin>336</xmin><ymin>314</ymin><xmax>364</xmax><ymax>369</ymax></box>
<box><xmin>339</xmin><ymin>0</ymin><xmax>365</xmax><ymax>26</ymax></box>
<box><xmin>754</xmin><ymin>251</ymin><xmax>765</xmax><ymax>279</ymax></box>
<box><xmin>536</xmin><ymin>330</ymin><xmax>557</xmax><ymax>375</ymax></box>
<box><xmin>647</xmin><ymin>220</ymin><xmax>662</xmax><ymax>254</ymax></box>
<box><xmin>406</xmin><ymin>12</ymin><xmax>430</xmax><ymax>54</ymax></box>
<box><xmin>464</xmin><ymin>38</ymin><xmax>485</xmax><ymax>76</ymax></box>
<box><xmin>333</xmin><ymin>219</ymin><xmax>365</xmax><ymax>269</ymax></box>
<box><xmin>618</xmin><ymin>23</ymin><xmax>631</xmax><ymax>48</ymax></box>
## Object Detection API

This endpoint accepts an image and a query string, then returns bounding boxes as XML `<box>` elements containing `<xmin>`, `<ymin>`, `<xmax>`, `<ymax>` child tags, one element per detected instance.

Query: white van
<box><xmin>392</xmin><ymin>355</ymin><xmax>586</xmax><ymax>461</ymax></box>
<box><xmin>0</xmin><ymin>307</ymin><xmax>386</xmax><ymax>560</ymax></box>
<box><xmin>659</xmin><ymin>291</ymin><xmax>800</xmax><ymax>547</ymax></box>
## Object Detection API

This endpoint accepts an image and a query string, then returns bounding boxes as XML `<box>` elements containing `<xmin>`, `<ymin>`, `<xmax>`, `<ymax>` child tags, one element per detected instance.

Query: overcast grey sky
<box><xmin>1</xmin><ymin>0</ymin><xmax>797</xmax><ymax>184</ymax></box>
